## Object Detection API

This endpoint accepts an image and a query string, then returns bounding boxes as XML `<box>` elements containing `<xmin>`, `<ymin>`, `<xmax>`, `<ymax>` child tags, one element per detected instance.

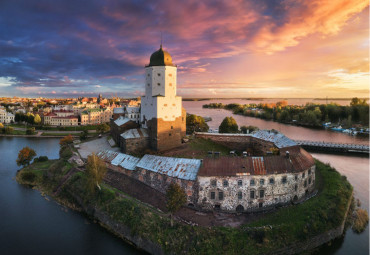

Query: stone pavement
<box><xmin>78</xmin><ymin>136</ymin><xmax>119</xmax><ymax>159</ymax></box>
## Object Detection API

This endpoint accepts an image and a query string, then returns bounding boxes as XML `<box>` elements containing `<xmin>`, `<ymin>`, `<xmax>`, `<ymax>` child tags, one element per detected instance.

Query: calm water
<box><xmin>0</xmin><ymin>137</ymin><xmax>140</xmax><ymax>255</ymax></box>
<box><xmin>183</xmin><ymin>99</ymin><xmax>369</xmax><ymax>145</ymax></box>
<box><xmin>0</xmin><ymin>99</ymin><xmax>368</xmax><ymax>255</ymax></box>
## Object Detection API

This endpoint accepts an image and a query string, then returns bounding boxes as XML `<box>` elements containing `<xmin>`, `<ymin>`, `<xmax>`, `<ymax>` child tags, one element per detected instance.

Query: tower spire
<box><xmin>160</xmin><ymin>31</ymin><xmax>162</xmax><ymax>49</ymax></box>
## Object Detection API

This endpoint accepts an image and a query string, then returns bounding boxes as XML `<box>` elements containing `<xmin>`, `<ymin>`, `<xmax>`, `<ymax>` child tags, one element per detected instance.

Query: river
<box><xmin>0</xmin><ymin>137</ymin><xmax>140</xmax><ymax>255</ymax></box>
<box><xmin>0</xmin><ymin>99</ymin><xmax>368</xmax><ymax>254</ymax></box>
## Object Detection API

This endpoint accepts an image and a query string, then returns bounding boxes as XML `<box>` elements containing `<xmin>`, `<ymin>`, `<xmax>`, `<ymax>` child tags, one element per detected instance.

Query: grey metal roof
<box><xmin>126</xmin><ymin>106</ymin><xmax>140</xmax><ymax>114</ymax></box>
<box><xmin>97</xmin><ymin>150</ymin><xmax>119</xmax><ymax>161</ymax></box>
<box><xmin>136</xmin><ymin>155</ymin><xmax>201</xmax><ymax>181</ymax></box>
<box><xmin>110</xmin><ymin>153</ymin><xmax>140</xmax><ymax>171</ymax></box>
<box><xmin>97</xmin><ymin>150</ymin><xmax>140</xmax><ymax>171</ymax></box>
<box><xmin>113</xmin><ymin>107</ymin><xmax>124</xmax><ymax>114</ymax></box>
<box><xmin>121</xmin><ymin>128</ymin><xmax>149</xmax><ymax>139</ymax></box>
<box><xmin>252</xmin><ymin>130</ymin><xmax>296</xmax><ymax>148</ymax></box>
<box><xmin>114</xmin><ymin>116</ymin><xmax>130</xmax><ymax>126</ymax></box>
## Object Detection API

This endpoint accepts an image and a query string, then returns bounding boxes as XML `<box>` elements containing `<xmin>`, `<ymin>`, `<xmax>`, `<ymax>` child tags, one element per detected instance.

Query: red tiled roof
<box><xmin>198</xmin><ymin>146</ymin><xmax>314</xmax><ymax>176</ymax></box>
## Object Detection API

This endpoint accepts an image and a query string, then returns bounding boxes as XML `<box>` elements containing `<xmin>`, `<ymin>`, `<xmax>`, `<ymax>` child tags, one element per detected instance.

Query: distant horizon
<box><xmin>1</xmin><ymin>96</ymin><xmax>368</xmax><ymax>100</ymax></box>
<box><xmin>0</xmin><ymin>1</ymin><xmax>368</xmax><ymax>98</ymax></box>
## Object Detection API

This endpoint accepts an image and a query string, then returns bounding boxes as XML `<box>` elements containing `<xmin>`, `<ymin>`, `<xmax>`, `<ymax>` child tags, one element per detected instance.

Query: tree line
<box><xmin>203</xmin><ymin>98</ymin><xmax>369</xmax><ymax>128</ymax></box>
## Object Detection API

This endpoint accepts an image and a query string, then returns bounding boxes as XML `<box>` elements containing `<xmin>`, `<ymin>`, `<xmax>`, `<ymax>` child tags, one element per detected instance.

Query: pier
<box><xmin>294</xmin><ymin>140</ymin><xmax>369</xmax><ymax>154</ymax></box>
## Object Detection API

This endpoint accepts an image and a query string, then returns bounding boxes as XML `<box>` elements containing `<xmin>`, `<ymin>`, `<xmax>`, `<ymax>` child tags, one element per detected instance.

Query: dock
<box><xmin>294</xmin><ymin>140</ymin><xmax>369</xmax><ymax>154</ymax></box>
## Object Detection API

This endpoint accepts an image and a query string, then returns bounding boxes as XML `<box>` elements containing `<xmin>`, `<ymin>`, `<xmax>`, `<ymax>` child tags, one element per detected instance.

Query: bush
<box><xmin>21</xmin><ymin>171</ymin><xmax>36</xmax><ymax>182</ymax></box>
<box><xmin>219</xmin><ymin>117</ymin><xmax>238</xmax><ymax>133</ymax></box>
<box><xmin>352</xmin><ymin>209</ymin><xmax>369</xmax><ymax>233</ymax></box>
<box><xmin>34</xmin><ymin>156</ymin><xmax>49</xmax><ymax>162</ymax></box>
<box><xmin>26</xmin><ymin>127</ymin><xmax>35</xmax><ymax>135</ymax></box>
<box><xmin>60</xmin><ymin>146</ymin><xmax>73</xmax><ymax>160</ymax></box>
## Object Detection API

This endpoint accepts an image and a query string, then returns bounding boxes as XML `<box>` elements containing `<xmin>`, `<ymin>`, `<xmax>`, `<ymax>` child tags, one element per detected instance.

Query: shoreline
<box><xmin>15</xmin><ymin>155</ymin><xmax>355</xmax><ymax>255</ymax></box>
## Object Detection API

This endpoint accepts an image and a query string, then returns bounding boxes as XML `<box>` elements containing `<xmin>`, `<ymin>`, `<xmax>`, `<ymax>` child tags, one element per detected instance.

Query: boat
<box><xmin>331</xmin><ymin>126</ymin><xmax>343</xmax><ymax>132</ymax></box>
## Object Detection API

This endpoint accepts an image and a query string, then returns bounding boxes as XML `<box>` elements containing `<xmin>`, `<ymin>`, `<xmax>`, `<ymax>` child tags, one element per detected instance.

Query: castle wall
<box><xmin>195</xmin><ymin>133</ymin><xmax>275</xmax><ymax>154</ymax></box>
<box><xmin>105</xmin><ymin>162</ymin><xmax>197</xmax><ymax>204</ymax></box>
<box><xmin>120</xmin><ymin>136</ymin><xmax>150</xmax><ymax>154</ymax></box>
<box><xmin>197</xmin><ymin>165</ymin><xmax>316</xmax><ymax>212</ymax></box>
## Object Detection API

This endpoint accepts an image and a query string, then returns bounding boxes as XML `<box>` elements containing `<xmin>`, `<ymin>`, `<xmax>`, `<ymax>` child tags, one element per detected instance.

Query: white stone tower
<box><xmin>141</xmin><ymin>45</ymin><xmax>186</xmax><ymax>151</ymax></box>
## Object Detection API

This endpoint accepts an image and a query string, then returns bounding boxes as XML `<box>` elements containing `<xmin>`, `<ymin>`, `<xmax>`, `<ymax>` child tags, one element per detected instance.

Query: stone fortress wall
<box><xmin>99</xmin><ymin>130</ymin><xmax>316</xmax><ymax>213</ymax></box>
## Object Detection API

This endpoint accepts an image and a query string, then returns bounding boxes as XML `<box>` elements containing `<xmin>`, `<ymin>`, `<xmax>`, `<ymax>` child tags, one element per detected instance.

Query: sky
<box><xmin>0</xmin><ymin>0</ymin><xmax>369</xmax><ymax>98</ymax></box>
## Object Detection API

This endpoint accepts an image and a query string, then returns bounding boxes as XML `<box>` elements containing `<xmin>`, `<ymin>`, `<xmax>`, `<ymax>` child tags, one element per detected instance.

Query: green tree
<box><xmin>80</xmin><ymin>129</ymin><xmax>88</xmax><ymax>140</ymax></box>
<box><xmin>240</xmin><ymin>125</ymin><xmax>259</xmax><ymax>134</ymax></box>
<box><xmin>85</xmin><ymin>153</ymin><xmax>107</xmax><ymax>194</ymax></box>
<box><xmin>26</xmin><ymin>112</ymin><xmax>34</xmax><ymax>124</ymax></box>
<box><xmin>350</xmin><ymin>97</ymin><xmax>368</xmax><ymax>106</ymax></box>
<box><xmin>34</xmin><ymin>114</ymin><xmax>41</xmax><ymax>125</ymax></box>
<box><xmin>166</xmin><ymin>182</ymin><xmax>187</xmax><ymax>227</ymax></box>
<box><xmin>4</xmin><ymin>126</ymin><xmax>14</xmax><ymax>134</ymax></box>
<box><xmin>186</xmin><ymin>114</ymin><xmax>209</xmax><ymax>134</ymax></box>
<box><xmin>219</xmin><ymin>117</ymin><xmax>238</xmax><ymax>133</ymax></box>
<box><xmin>96</xmin><ymin>123</ymin><xmax>110</xmax><ymax>134</ymax></box>
<box><xmin>26</xmin><ymin>127</ymin><xmax>35</xmax><ymax>135</ymax></box>
<box><xmin>16</xmin><ymin>146</ymin><xmax>37</xmax><ymax>167</ymax></box>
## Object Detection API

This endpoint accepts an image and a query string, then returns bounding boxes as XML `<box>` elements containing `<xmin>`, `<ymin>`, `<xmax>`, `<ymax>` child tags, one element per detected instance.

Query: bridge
<box><xmin>294</xmin><ymin>140</ymin><xmax>369</xmax><ymax>154</ymax></box>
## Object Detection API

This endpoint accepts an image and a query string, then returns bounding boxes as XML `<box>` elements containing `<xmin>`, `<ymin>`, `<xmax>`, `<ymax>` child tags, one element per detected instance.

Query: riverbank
<box><xmin>15</xmin><ymin>145</ymin><xmax>358</xmax><ymax>255</ymax></box>
<box><xmin>202</xmin><ymin>101</ymin><xmax>369</xmax><ymax>136</ymax></box>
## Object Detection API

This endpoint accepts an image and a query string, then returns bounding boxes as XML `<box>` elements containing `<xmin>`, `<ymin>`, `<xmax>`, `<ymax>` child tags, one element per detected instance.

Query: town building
<box><xmin>0</xmin><ymin>107</ymin><xmax>15</xmax><ymax>124</ymax></box>
<box><xmin>80</xmin><ymin>108</ymin><xmax>112</xmax><ymax>125</ymax></box>
<box><xmin>44</xmin><ymin>110</ymin><xmax>78</xmax><ymax>126</ymax></box>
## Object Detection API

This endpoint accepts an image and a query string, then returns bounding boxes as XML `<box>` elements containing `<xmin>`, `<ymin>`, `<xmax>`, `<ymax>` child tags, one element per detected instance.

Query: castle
<box><xmin>105</xmin><ymin>46</ymin><xmax>316</xmax><ymax>213</ymax></box>
<box><xmin>111</xmin><ymin>45</ymin><xmax>186</xmax><ymax>153</ymax></box>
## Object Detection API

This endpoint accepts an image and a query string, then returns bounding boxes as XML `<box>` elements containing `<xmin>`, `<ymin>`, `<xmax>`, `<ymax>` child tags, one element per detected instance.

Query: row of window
<box><xmin>210</xmin><ymin>190</ymin><xmax>265</xmax><ymax>200</ymax></box>
<box><xmin>147</xmin><ymin>73</ymin><xmax>173</xmax><ymax>77</ymax></box>
<box><xmin>210</xmin><ymin>177</ymin><xmax>313</xmax><ymax>201</ymax></box>
<box><xmin>211</xmin><ymin>170</ymin><xmax>313</xmax><ymax>188</ymax></box>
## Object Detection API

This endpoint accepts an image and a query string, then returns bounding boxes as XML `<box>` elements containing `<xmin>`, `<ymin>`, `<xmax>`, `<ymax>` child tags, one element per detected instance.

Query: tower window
<box><xmin>147</xmin><ymin>83</ymin><xmax>150</xmax><ymax>86</ymax></box>
<box><xmin>164</xmin><ymin>104</ymin><xmax>167</xmax><ymax>107</ymax></box>
<box><xmin>169</xmin><ymin>73</ymin><xmax>172</xmax><ymax>77</ymax></box>
<box><xmin>157</xmin><ymin>83</ymin><xmax>160</xmax><ymax>86</ymax></box>
<box><xmin>171</xmin><ymin>126</ymin><xmax>173</xmax><ymax>129</ymax></box>
<box><xmin>169</xmin><ymin>83</ymin><xmax>172</xmax><ymax>86</ymax></box>
<box><xmin>157</xmin><ymin>73</ymin><xmax>161</xmax><ymax>76</ymax></box>
<box><xmin>169</xmin><ymin>133</ymin><xmax>171</xmax><ymax>136</ymax></box>
<box><xmin>147</xmin><ymin>74</ymin><xmax>150</xmax><ymax>77</ymax></box>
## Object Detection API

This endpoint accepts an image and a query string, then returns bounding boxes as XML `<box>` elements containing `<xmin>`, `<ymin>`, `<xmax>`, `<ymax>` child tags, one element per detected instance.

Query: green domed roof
<box><xmin>148</xmin><ymin>45</ymin><xmax>175</xmax><ymax>67</ymax></box>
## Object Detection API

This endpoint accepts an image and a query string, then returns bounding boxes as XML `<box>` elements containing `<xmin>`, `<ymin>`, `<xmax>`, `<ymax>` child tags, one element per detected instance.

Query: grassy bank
<box><xmin>17</xmin><ymin>157</ymin><xmax>354</xmax><ymax>254</ymax></box>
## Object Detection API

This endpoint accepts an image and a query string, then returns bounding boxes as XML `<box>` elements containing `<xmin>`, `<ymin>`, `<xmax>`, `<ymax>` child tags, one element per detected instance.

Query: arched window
<box><xmin>238</xmin><ymin>180</ymin><xmax>243</xmax><ymax>186</ymax></box>
<box><xmin>260</xmin><ymin>179</ymin><xmax>265</xmax><ymax>185</ymax></box>
<box><xmin>236</xmin><ymin>205</ymin><xmax>244</xmax><ymax>212</ymax></box>
<box><xmin>250</xmin><ymin>179</ymin><xmax>255</xmax><ymax>186</ymax></box>
<box><xmin>269</xmin><ymin>178</ymin><xmax>274</xmax><ymax>184</ymax></box>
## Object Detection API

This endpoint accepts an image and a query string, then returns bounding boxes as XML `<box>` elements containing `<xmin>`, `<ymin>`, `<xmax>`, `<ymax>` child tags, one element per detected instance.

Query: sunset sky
<box><xmin>0</xmin><ymin>0</ymin><xmax>369</xmax><ymax>98</ymax></box>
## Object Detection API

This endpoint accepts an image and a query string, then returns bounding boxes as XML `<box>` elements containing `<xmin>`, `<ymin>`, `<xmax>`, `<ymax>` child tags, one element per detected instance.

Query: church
<box><xmin>110</xmin><ymin>45</ymin><xmax>186</xmax><ymax>152</ymax></box>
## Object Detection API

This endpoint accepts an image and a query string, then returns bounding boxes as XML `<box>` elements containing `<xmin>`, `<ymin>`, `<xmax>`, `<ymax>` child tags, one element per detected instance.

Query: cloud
<box><xmin>0</xmin><ymin>0</ymin><xmax>368</xmax><ymax>98</ymax></box>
